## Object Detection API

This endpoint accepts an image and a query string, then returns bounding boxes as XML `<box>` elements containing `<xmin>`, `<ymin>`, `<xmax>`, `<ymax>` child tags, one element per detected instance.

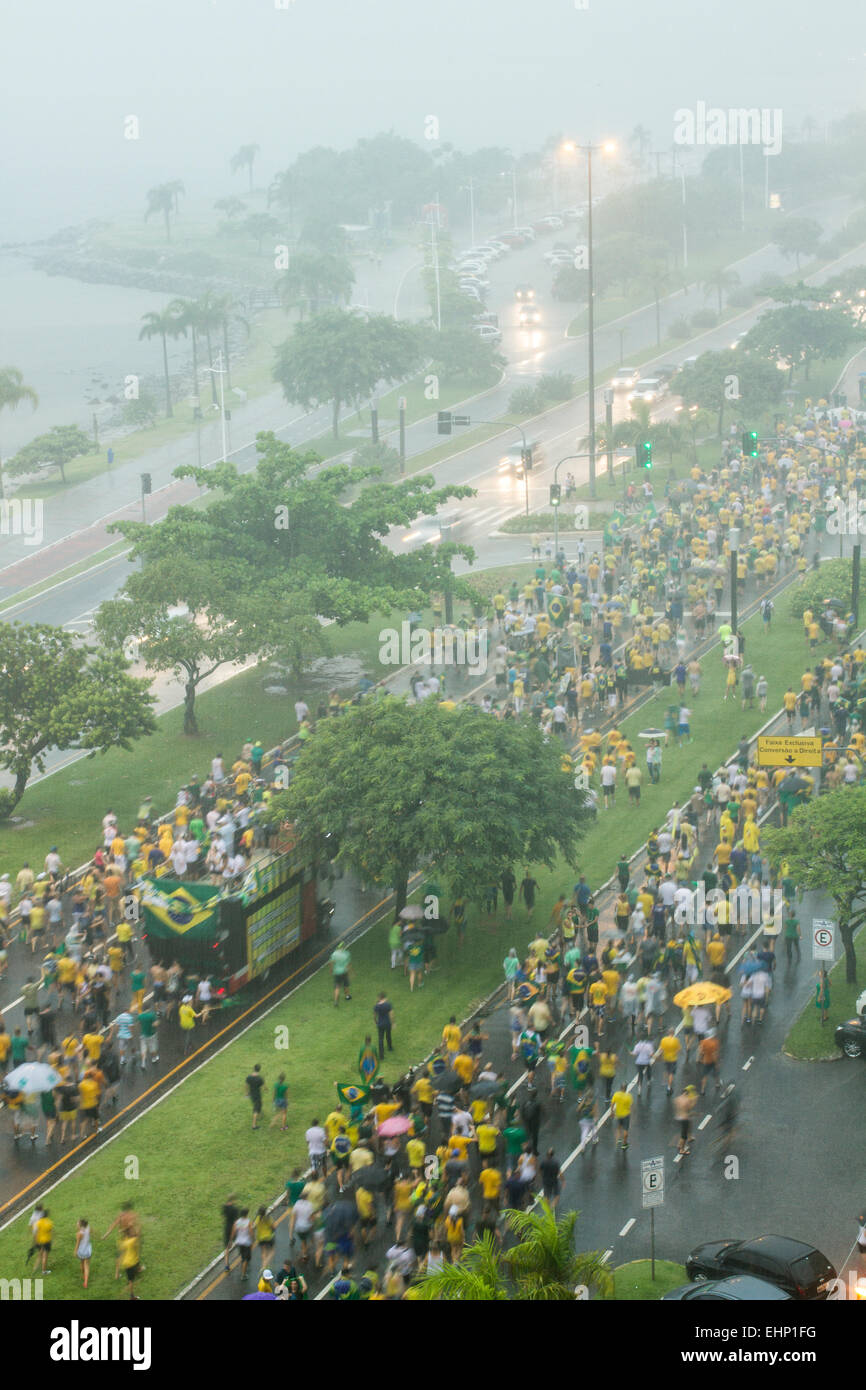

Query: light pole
<box><xmin>552</xmin><ymin>453</ymin><xmax>586</xmax><ymax>557</ymax></box>
<box><xmin>500</xmin><ymin>164</ymin><xmax>519</xmax><ymax>229</ymax></box>
<box><xmin>204</xmin><ymin>351</ymin><xmax>228</xmax><ymax>464</ymax></box>
<box><xmin>462</xmin><ymin>176</ymin><xmax>476</xmax><ymax>246</ymax></box>
<box><xmin>672</xmin><ymin>149</ymin><xmax>688</xmax><ymax>269</ymax></box>
<box><xmin>574</xmin><ymin>139</ymin><xmax>617</xmax><ymax>501</ymax></box>
<box><xmin>729</xmin><ymin>526</ymin><xmax>741</xmax><ymax>639</ymax></box>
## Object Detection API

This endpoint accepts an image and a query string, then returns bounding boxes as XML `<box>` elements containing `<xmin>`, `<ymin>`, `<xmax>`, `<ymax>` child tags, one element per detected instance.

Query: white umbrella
<box><xmin>399</xmin><ymin>905</ymin><xmax>425</xmax><ymax>922</ymax></box>
<box><xmin>4</xmin><ymin>1062</ymin><xmax>62</xmax><ymax>1095</ymax></box>
<box><xmin>637</xmin><ymin>728</ymin><xmax>666</xmax><ymax>740</ymax></box>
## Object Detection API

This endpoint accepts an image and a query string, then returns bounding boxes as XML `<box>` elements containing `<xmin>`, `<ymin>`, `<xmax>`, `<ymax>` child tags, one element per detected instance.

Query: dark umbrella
<box><xmin>469</xmin><ymin>1077</ymin><xmax>501</xmax><ymax>1099</ymax></box>
<box><xmin>400</xmin><ymin>929</ymin><xmax>424</xmax><ymax>948</ymax></box>
<box><xmin>345</xmin><ymin>1161</ymin><xmax>390</xmax><ymax>1191</ymax></box>
<box><xmin>425</xmin><ymin>918</ymin><xmax>449</xmax><ymax>936</ymax></box>
<box><xmin>429</xmin><ymin>1067</ymin><xmax>463</xmax><ymax>1094</ymax></box>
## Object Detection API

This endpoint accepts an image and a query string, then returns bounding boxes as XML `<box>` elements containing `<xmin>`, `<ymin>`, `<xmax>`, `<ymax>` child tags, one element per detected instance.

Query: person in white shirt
<box><xmin>211</xmin><ymin>756</ymin><xmax>225</xmax><ymax>783</ymax></box>
<box><xmin>183</xmin><ymin>837</ymin><xmax>201</xmax><ymax>871</ymax></box>
<box><xmin>551</xmin><ymin>703</ymin><xmax>567</xmax><ymax>733</ymax></box>
<box><xmin>170</xmin><ymin>841</ymin><xmax>188</xmax><ymax>878</ymax></box>
<box><xmin>305</xmin><ymin>1122</ymin><xmax>327</xmax><ymax>1173</ymax></box>
<box><xmin>632</xmin><ymin>1036</ymin><xmax>654</xmax><ymax>1094</ymax></box>
<box><xmin>0</xmin><ymin>874</ymin><xmax>12</xmax><ymax>910</ymax></box>
<box><xmin>600</xmin><ymin>761</ymin><xmax>616</xmax><ymax>809</ymax></box>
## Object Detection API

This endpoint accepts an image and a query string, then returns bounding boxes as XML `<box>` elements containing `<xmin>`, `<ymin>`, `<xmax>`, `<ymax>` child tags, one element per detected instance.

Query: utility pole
<box><xmin>604</xmin><ymin>388</ymin><xmax>614</xmax><ymax>483</ymax></box>
<box><xmin>586</xmin><ymin>145</ymin><xmax>597</xmax><ymax>500</ymax></box>
<box><xmin>204</xmin><ymin>351</ymin><xmax>229</xmax><ymax>464</ymax></box>
<box><xmin>464</xmin><ymin>176</ymin><xmax>476</xmax><ymax>246</ymax></box>
<box><xmin>430</xmin><ymin>216</ymin><xmax>441</xmax><ymax>332</ymax></box>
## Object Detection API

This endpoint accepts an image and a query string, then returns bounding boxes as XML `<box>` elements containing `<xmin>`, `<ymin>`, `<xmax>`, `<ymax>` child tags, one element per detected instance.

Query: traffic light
<box><xmin>140</xmin><ymin>472</ymin><xmax>152</xmax><ymax>494</ymax></box>
<box><xmin>636</xmin><ymin>440</ymin><xmax>652</xmax><ymax>470</ymax></box>
<box><xmin>549</xmin><ymin>483</ymin><xmax>561</xmax><ymax>506</ymax></box>
<box><xmin>437</xmin><ymin>411</ymin><xmax>452</xmax><ymax>435</ymax></box>
<box><xmin>521</xmin><ymin>447</ymin><xmax>534</xmax><ymax>471</ymax></box>
<box><xmin>743</xmin><ymin>429</ymin><xmax>759</xmax><ymax>457</ymax></box>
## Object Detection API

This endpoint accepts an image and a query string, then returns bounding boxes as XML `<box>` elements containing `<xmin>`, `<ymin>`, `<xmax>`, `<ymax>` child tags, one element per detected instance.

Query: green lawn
<box><xmin>784</xmin><ymin>926</ymin><xmax>866</xmax><ymax>1060</ymax></box>
<box><xmin>613</xmin><ymin>1259</ymin><xmax>688</xmax><ymax>1299</ymax></box>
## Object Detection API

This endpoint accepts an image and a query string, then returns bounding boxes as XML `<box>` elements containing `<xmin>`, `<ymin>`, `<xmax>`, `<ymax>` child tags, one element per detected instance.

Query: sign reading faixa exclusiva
<box><xmin>49</xmin><ymin>1322</ymin><xmax>152</xmax><ymax>1371</ymax></box>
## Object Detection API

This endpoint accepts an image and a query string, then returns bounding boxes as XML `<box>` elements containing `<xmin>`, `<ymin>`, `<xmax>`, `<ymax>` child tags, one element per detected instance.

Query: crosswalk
<box><xmin>457</xmin><ymin>504</ymin><xmax>522</xmax><ymax>540</ymax></box>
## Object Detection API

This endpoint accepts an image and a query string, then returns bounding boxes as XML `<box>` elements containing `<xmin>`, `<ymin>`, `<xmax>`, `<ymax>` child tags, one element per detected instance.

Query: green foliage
<box><xmin>121</xmin><ymin>391</ymin><xmax>159</xmax><ymax>428</ymax></box>
<box><xmin>552</xmin><ymin>265</ymin><xmax>585</xmax><ymax>302</ymax></box>
<box><xmin>667</xmin><ymin>316</ymin><xmax>691</xmax><ymax>339</ymax></box>
<box><xmin>787</xmin><ymin>559</ymin><xmax>857</xmax><ymax>618</ymax></box>
<box><xmin>273</xmin><ymin>310</ymin><xmax>425</xmax><ymax>437</ymax></box>
<box><xmin>278</xmin><ymin>249</ymin><xmax>355</xmax><ymax>317</ymax></box>
<box><xmin>0</xmin><ymin>623</ymin><xmax>156</xmax><ymax>811</ymax></box>
<box><xmin>674</xmin><ymin>348</ymin><xmax>783</xmax><ymax>433</ymax></box>
<box><xmin>764</xmin><ymin>787</ymin><xmax>866</xmax><ymax>981</ymax></box>
<box><xmin>509</xmin><ymin>385</ymin><xmax>543</xmax><ymax>413</ymax></box>
<box><xmin>772</xmin><ymin>215</ymin><xmax>823</xmax><ymax>268</ymax></box>
<box><xmin>536</xmin><ymin>372</ymin><xmax>574</xmax><ymax>402</ymax></box>
<box><xmin>6</xmin><ymin>424</ymin><xmax>92</xmax><ymax>483</ymax></box>
<box><xmin>267</xmin><ymin>695</ymin><xmax>591</xmax><ymax>910</ymax></box>
<box><xmin>690</xmin><ymin>308</ymin><xmax>718</xmax><ymax>331</ymax></box>
<box><xmin>744</xmin><ymin>303</ymin><xmax>863</xmax><ymax>381</ymax></box>
<box><xmin>351</xmin><ymin>440</ymin><xmax>402</xmax><ymax>476</ymax></box>
<box><xmin>426</xmin><ymin>325</ymin><xmax>504</xmax><ymax>383</ymax></box>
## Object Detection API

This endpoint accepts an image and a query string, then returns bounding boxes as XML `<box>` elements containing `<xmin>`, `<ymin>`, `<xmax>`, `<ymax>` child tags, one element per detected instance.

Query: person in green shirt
<box><xmin>137</xmin><ymin>1008</ymin><xmax>158</xmax><ymax>1068</ymax></box>
<box><xmin>10</xmin><ymin>1027</ymin><xmax>30</xmax><ymax>1065</ymax></box>
<box><xmin>407</xmin><ymin>939</ymin><xmax>424</xmax><ymax>992</ymax></box>
<box><xmin>388</xmin><ymin>920</ymin><xmax>403</xmax><ymax>970</ymax></box>
<box><xmin>283</xmin><ymin>1168</ymin><xmax>306</xmax><ymax>1208</ymax></box>
<box><xmin>189</xmin><ymin>817</ymin><xmax>205</xmax><ymax>843</ymax></box>
<box><xmin>330</xmin><ymin>943</ymin><xmax>351</xmax><ymax>1007</ymax></box>
<box><xmin>130</xmin><ymin>968</ymin><xmax>146</xmax><ymax>1008</ymax></box>
<box><xmin>270</xmin><ymin>1073</ymin><xmax>289</xmax><ymax>1131</ymax></box>
<box><xmin>784</xmin><ymin>909</ymin><xmax>801</xmax><ymax>964</ymax></box>
<box><xmin>502</xmin><ymin>1122</ymin><xmax>527</xmax><ymax>1176</ymax></box>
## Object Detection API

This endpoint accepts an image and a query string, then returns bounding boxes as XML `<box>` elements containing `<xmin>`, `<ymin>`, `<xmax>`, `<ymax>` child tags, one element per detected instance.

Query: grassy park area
<box><xmin>613</xmin><ymin>1260</ymin><xmax>687</xmax><ymax>1299</ymax></box>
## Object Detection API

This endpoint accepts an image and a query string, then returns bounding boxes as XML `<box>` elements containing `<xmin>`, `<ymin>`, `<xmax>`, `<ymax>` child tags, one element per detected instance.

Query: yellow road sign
<box><xmin>757</xmin><ymin>734</ymin><xmax>823</xmax><ymax>767</ymax></box>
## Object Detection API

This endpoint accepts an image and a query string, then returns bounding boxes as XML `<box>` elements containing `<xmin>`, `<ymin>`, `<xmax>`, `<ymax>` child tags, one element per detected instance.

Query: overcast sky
<box><xmin>3</xmin><ymin>0</ymin><xmax>862</xmax><ymax>238</ymax></box>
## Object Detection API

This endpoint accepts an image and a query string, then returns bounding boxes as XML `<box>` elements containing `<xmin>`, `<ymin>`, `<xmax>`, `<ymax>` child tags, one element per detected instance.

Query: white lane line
<box><xmin>601</xmin><ymin>1249</ymin><xmax>613</xmax><ymax>1264</ymax></box>
<box><xmin>742</xmin><ymin>1055</ymin><xmax>755</xmax><ymax>1071</ymax></box>
<box><xmin>619</xmin><ymin>1217</ymin><xmax>636</xmax><ymax>1238</ymax></box>
<box><xmin>698</xmin><ymin>1113</ymin><xmax>712</xmax><ymax>1130</ymax></box>
<box><xmin>673</xmin><ymin>1151</ymin><xmax>684</xmax><ymax>1164</ymax></box>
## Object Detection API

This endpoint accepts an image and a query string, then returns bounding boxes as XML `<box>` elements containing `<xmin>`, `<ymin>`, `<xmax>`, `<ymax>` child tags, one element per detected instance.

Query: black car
<box><xmin>663</xmin><ymin>1275</ymin><xmax>792</xmax><ymax>1302</ymax></box>
<box><xmin>685</xmin><ymin>1236</ymin><xmax>836</xmax><ymax>1300</ymax></box>
<box><xmin>835</xmin><ymin>1015</ymin><xmax>866</xmax><ymax>1058</ymax></box>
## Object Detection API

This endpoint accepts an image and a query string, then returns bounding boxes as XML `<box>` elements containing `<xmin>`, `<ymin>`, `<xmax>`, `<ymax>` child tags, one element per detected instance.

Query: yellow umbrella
<box><xmin>674</xmin><ymin>982</ymin><xmax>732</xmax><ymax>1008</ymax></box>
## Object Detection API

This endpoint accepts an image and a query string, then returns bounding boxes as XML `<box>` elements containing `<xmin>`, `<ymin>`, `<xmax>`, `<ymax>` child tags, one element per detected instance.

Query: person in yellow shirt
<box><xmin>588</xmin><ymin>978</ymin><xmax>608</xmax><ymax>1035</ymax></box>
<box><xmin>118</xmin><ymin>1232</ymin><xmax>141</xmax><ymax>1300</ymax></box>
<box><xmin>441</xmin><ymin>1018</ymin><xmax>462</xmax><ymax>1055</ymax></box>
<box><xmin>325</xmin><ymin>1107</ymin><xmax>348</xmax><ymax>1143</ymax></box>
<box><xmin>78</xmin><ymin>1070</ymin><xmax>102</xmax><ymax>1135</ymax></box>
<box><xmin>715</xmin><ymin>840</ymin><xmax>732</xmax><ymax>868</ymax></box>
<box><xmin>742</xmin><ymin>817</ymin><xmax>760</xmax><ymax>855</ymax></box>
<box><xmin>598</xmin><ymin>1049</ymin><xmax>617</xmax><ymax>1101</ymax></box>
<box><xmin>453</xmin><ymin>1051</ymin><xmax>475</xmax><ymax>1087</ymax></box>
<box><xmin>610</xmin><ymin>1088</ymin><xmax>633</xmax><ymax>1148</ymax></box>
<box><xmin>658</xmin><ymin>1031</ymin><xmax>681</xmax><ymax>1095</ymax></box>
<box><xmin>412</xmin><ymin>1072</ymin><xmax>434</xmax><ymax>1118</ymax></box>
<box><xmin>601</xmin><ymin>967</ymin><xmax>620</xmax><ymax>1009</ymax></box>
<box><xmin>81</xmin><ymin>1030</ymin><xmax>104</xmax><ymax>1064</ymax></box>
<box><xmin>32</xmin><ymin>1210</ymin><xmax>54</xmax><ymax>1275</ymax></box>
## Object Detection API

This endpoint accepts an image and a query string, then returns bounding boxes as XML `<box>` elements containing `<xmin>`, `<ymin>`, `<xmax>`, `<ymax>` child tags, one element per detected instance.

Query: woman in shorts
<box><xmin>254</xmin><ymin>1206</ymin><xmax>276</xmax><ymax>1274</ymax></box>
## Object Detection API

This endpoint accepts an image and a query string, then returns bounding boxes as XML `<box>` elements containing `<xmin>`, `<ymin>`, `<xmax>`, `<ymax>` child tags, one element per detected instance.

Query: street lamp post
<box><xmin>204</xmin><ymin>350</ymin><xmax>229</xmax><ymax>464</ymax></box>
<box><xmin>729</xmin><ymin>526</ymin><xmax>741</xmax><ymax>639</ymax></box>
<box><xmin>552</xmin><ymin>453</ymin><xmax>586</xmax><ymax>557</ymax></box>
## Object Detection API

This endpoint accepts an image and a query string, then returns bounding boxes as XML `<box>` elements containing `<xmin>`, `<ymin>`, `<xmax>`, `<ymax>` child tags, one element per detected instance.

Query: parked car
<box><xmin>498</xmin><ymin>232</ymin><xmax>528</xmax><ymax>247</ymax></box>
<box><xmin>514</xmin><ymin>225</ymin><xmax>536</xmax><ymax>241</ymax></box>
<box><xmin>458</xmin><ymin>274</ymin><xmax>489</xmax><ymax>290</ymax></box>
<box><xmin>459</xmin><ymin>285</ymin><xmax>483</xmax><ymax>302</ymax></box>
<box><xmin>544</xmin><ymin>249</ymin><xmax>574</xmax><ymax>266</ymax></box>
<box><xmin>471</xmin><ymin>323</ymin><xmax>502</xmax><ymax>344</ymax></box>
<box><xmin>611</xmin><ymin>367</ymin><xmax>640</xmax><ymax>389</ymax></box>
<box><xmin>663</xmin><ymin>1275</ymin><xmax>792</xmax><ymax>1302</ymax></box>
<box><xmin>473</xmin><ymin>311</ymin><xmax>499</xmax><ymax>329</ymax></box>
<box><xmin>515</xmin><ymin>284</ymin><xmax>536</xmax><ymax>301</ymax></box>
<box><xmin>486</xmin><ymin>240</ymin><xmax>510</xmax><ymax>255</ymax></box>
<box><xmin>679</xmin><ymin>354</ymin><xmax>699</xmax><ymax>371</ymax></box>
<box><xmin>685</xmin><ymin>1236</ymin><xmax>837</xmax><ymax>1300</ymax></box>
<box><xmin>455</xmin><ymin>258</ymin><xmax>489</xmax><ymax>274</ymax></box>
<box><xmin>835</xmin><ymin>1014</ymin><xmax>866</xmax><ymax>1058</ymax></box>
<box><xmin>538</xmin><ymin>214</ymin><xmax>564</xmax><ymax>229</ymax></box>
<box><xmin>560</xmin><ymin>206</ymin><xmax>584</xmax><ymax>221</ymax></box>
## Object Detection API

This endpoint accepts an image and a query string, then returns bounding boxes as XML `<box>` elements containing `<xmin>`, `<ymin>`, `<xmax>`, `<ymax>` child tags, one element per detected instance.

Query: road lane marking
<box><xmin>619</xmin><ymin>1218</ymin><xmax>636</xmax><ymax>1237</ymax></box>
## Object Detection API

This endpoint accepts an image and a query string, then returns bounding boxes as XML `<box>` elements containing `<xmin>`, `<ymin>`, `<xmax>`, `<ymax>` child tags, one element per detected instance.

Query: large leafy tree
<box><xmin>278</xmin><ymin>249</ymin><xmax>355</xmax><ymax>318</ymax></box>
<box><xmin>266</xmin><ymin>696</ymin><xmax>591</xmax><ymax>914</ymax></box>
<box><xmin>100</xmin><ymin>434</ymin><xmax>473</xmax><ymax>732</ymax></box>
<box><xmin>743</xmin><ymin>304</ymin><xmax>862</xmax><ymax>383</ymax></box>
<box><xmin>772</xmin><ymin>216</ymin><xmax>823</xmax><ymax>270</ymax></box>
<box><xmin>243</xmin><ymin>213</ymin><xmax>281</xmax><ymax>254</ymax></box>
<box><xmin>0</xmin><ymin>366</ymin><xmax>39</xmax><ymax>499</ymax></box>
<box><xmin>414</xmin><ymin>1203</ymin><xmax>613</xmax><ymax>1301</ymax></box>
<box><xmin>0</xmin><ymin>624</ymin><xmax>155</xmax><ymax>813</ymax></box>
<box><xmin>674</xmin><ymin>348</ymin><xmax>783</xmax><ymax>435</ymax></box>
<box><xmin>701</xmin><ymin>265</ymin><xmax>741</xmax><ymax>314</ymax></box>
<box><xmin>764</xmin><ymin>787</ymin><xmax>866</xmax><ymax>983</ymax></box>
<box><xmin>273</xmin><ymin>310</ymin><xmax>425</xmax><ymax>437</ymax></box>
<box><xmin>7</xmin><ymin>424</ymin><xmax>92</xmax><ymax>484</ymax></box>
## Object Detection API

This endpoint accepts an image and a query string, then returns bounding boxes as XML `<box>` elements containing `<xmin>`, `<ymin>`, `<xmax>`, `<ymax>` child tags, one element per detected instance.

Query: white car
<box><xmin>455</xmin><ymin>258</ymin><xmax>488</xmax><ymax>274</ymax></box>
<box><xmin>611</xmin><ymin>367</ymin><xmax>640</xmax><ymax>389</ymax></box>
<box><xmin>472</xmin><ymin>323</ymin><xmax>502</xmax><ymax>344</ymax></box>
<box><xmin>560</xmin><ymin>206</ymin><xmax>584</xmax><ymax>221</ymax></box>
<box><xmin>544</xmin><ymin>249</ymin><xmax>574</xmax><ymax>266</ymax></box>
<box><xmin>539</xmin><ymin>215</ymin><xmax>564</xmax><ymax>229</ymax></box>
<box><xmin>629</xmin><ymin>377</ymin><xmax>665</xmax><ymax>404</ymax></box>
<box><xmin>514</xmin><ymin>225</ymin><xmax>536</xmax><ymax>241</ymax></box>
<box><xmin>459</xmin><ymin>285</ymin><xmax>483</xmax><ymax>302</ymax></box>
<box><xmin>486</xmin><ymin>240</ymin><xmax>510</xmax><ymax>255</ymax></box>
<box><xmin>679</xmin><ymin>355</ymin><xmax>699</xmax><ymax>371</ymax></box>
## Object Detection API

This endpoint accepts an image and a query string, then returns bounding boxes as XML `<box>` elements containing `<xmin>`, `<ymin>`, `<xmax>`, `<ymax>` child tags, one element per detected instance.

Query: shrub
<box><xmin>690</xmin><ymin>308</ymin><xmax>718</xmax><ymax>331</ymax></box>
<box><xmin>509</xmin><ymin>385</ymin><xmax>543</xmax><ymax>414</ymax></box>
<box><xmin>536</xmin><ymin>372</ymin><xmax>574</xmax><ymax>401</ymax></box>
<box><xmin>788</xmin><ymin>558</ymin><xmax>858</xmax><ymax>618</ymax></box>
<box><xmin>667</xmin><ymin>317</ymin><xmax>692</xmax><ymax>339</ymax></box>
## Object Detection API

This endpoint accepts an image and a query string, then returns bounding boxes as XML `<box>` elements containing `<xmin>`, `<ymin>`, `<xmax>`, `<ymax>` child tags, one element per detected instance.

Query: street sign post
<box><xmin>641</xmin><ymin>1156</ymin><xmax>665</xmax><ymax>1281</ymax></box>
<box><xmin>757</xmin><ymin>734</ymin><xmax>823</xmax><ymax>767</ymax></box>
<box><xmin>812</xmin><ymin>919</ymin><xmax>836</xmax><ymax>962</ymax></box>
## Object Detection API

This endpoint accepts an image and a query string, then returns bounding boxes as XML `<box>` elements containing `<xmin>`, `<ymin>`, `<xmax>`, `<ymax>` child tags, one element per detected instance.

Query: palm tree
<box><xmin>644</xmin><ymin>261</ymin><xmax>674</xmax><ymax>345</ymax></box>
<box><xmin>192</xmin><ymin>291</ymin><xmax>225</xmax><ymax>407</ymax></box>
<box><xmin>214</xmin><ymin>293</ymin><xmax>249</xmax><ymax>393</ymax></box>
<box><xmin>504</xmin><ymin>1202</ymin><xmax>613</xmax><ymax>1300</ymax></box>
<box><xmin>144</xmin><ymin>184</ymin><xmax>177</xmax><ymax>242</ymax></box>
<box><xmin>139</xmin><ymin>307</ymin><xmax>186</xmax><ymax>418</ymax></box>
<box><xmin>230</xmin><ymin>143</ymin><xmax>260</xmax><ymax>193</ymax></box>
<box><xmin>165</xmin><ymin>180</ymin><xmax>185</xmax><ymax>217</ymax></box>
<box><xmin>0</xmin><ymin>366</ymin><xmax>39</xmax><ymax>500</ymax></box>
<box><xmin>243</xmin><ymin>213</ymin><xmax>281</xmax><ymax>254</ymax></box>
<box><xmin>414</xmin><ymin>1203</ymin><xmax>612</xmax><ymax>1301</ymax></box>
<box><xmin>214</xmin><ymin>196</ymin><xmax>246</xmax><ymax>220</ymax></box>
<box><xmin>701</xmin><ymin>266</ymin><xmax>741</xmax><ymax>315</ymax></box>
<box><xmin>628</xmin><ymin>124</ymin><xmax>653</xmax><ymax>173</ymax></box>
<box><xmin>168</xmin><ymin>298</ymin><xmax>202</xmax><ymax>407</ymax></box>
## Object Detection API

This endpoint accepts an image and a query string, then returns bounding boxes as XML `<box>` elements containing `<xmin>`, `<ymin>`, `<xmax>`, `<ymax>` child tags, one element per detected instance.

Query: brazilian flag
<box><xmin>547</xmin><ymin>594</ymin><xmax>566</xmax><ymax>627</ymax></box>
<box><xmin>640</xmin><ymin>499</ymin><xmax>658</xmax><ymax>525</ymax></box>
<box><xmin>545</xmin><ymin>1039</ymin><xmax>565</xmax><ymax>1059</ymax></box>
<box><xmin>515</xmin><ymin>982</ymin><xmax>538</xmax><ymax>1004</ymax></box>
<box><xmin>358</xmin><ymin>1043</ymin><xmax>379</xmax><ymax>1085</ymax></box>
<box><xmin>604</xmin><ymin>509</ymin><xmax>626</xmax><ymax>545</ymax></box>
<box><xmin>337</xmin><ymin>1083</ymin><xmax>370</xmax><ymax>1107</ymax></box>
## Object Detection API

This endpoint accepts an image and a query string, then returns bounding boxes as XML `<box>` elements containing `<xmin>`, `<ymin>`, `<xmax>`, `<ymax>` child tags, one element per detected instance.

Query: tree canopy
<box><xmin>265</xmin><ymin>695</ymin><xmax>592</xmax><ymax>913</ymax></box>
<box><xmin>0</xmin><ymin>623</ymin><xmax>156</xmax><ymax>814</ymax></box>
<box><xmin>7</xmin><ymin>424</ymin><xmax>93</xmax><ymax>483</ymax></box>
